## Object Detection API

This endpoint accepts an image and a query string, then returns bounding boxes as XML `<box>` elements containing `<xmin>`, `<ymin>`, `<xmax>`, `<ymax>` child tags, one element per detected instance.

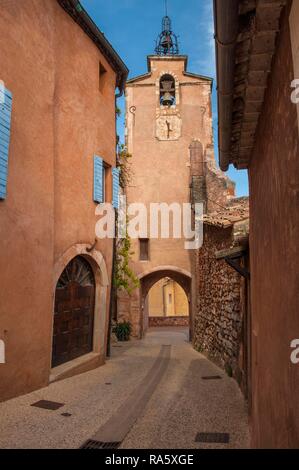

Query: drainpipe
<box><xmin>214</xmin><ymin>0</ymin><xmax>239</xmax><ymax>171</ymax></box>
<box><xmin>107</xmin><ymin>234</ymin><xmax>117</xmax><ymax>357</ymax></box>
<box><xmin>106</xmin><ymin>88</ymin><xmax>125</xmax><ymax>357</ymax></box>
<box><xmin>107</xmin><ymin>91</ymin><xmax>123</xmax><ymax>358</ymax></box>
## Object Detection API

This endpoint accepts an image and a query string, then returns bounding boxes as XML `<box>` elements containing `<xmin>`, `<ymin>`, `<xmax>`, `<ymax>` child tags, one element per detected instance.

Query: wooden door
<box><xmin>52</xmin><ymin>256</ymin><xmax>95</xmax><ymax>368</ymax></box>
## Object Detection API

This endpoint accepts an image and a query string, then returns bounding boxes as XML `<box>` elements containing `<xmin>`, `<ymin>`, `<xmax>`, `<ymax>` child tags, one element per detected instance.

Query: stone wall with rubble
<box><xmin>190</xmin><ymin>142</ymin><xmax>236</xmax><ymax>213</ymax></box>
<box><xmin>205</xmin><ymin>145</ymin><xmax>236</xmax><ymax>212</ymax></box>
<box><xmin>148</xmin><ymin>316</ymin><xmax>189</xmax><ymax>328</ymax></box>
<box><xmin>192</xmin><ymin>224</ymin><xmax>244</xmax><ymax>380</ymax></box>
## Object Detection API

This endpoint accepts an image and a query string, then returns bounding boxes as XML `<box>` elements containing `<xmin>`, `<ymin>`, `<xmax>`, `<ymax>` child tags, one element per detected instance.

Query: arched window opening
<box><xmin>160</xmin><ymin>74</ymin><xmax>176</xmax><ymax>106</ymax></box>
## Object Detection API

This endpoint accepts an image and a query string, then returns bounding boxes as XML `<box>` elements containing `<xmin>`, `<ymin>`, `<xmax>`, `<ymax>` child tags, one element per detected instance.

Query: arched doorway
<box><xmin>52</xmin><ymin>256</ymin><xmax>95</xmax><ymax>368</ymax></box>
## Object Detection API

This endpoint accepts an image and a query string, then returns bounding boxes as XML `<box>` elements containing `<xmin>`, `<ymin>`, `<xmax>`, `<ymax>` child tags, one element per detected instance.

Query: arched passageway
<box><xmin>139</xmin><ymin>268</ymin><xmax>192</xmax><ymax>337</ymax></box>
<box><xmin>148</xmin><ymin>277</ymin><xmax>189</xmax><ymax>317</ymax></box>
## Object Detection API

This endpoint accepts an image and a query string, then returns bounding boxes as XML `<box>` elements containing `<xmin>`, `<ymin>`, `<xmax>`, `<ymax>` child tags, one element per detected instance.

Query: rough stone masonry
<box><xmin>192</xmin><ymin>198</ymin><xmax>249</xmax><ymax>393</ymax></box>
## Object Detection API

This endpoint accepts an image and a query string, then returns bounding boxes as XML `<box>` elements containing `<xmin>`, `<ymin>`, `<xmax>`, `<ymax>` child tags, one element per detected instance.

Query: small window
<box><xmin>103</xmin><ymin>162</ymin><xmax>112</xmax><ymax>203</ymax></box>
<box><xmin>99</xmin><ymin>62</ymin><xmax>107</xmax><ymax>93</ymax></box>
<box><xmin>93</xmin><ymin>157</ymin><xmax>110</xmax><ymax>204</ymax></box>
<box><xmin>168</xmin><ymin>293</ymin><xmax>172</xmax><ymax>304</ymax></box>
<box><xmin>102</xmin><ymin>164</ymin><xmax>106</xmax><ymax>202</ymax></box>
<box><xmin>139</xmin><ymin>239</ymin><xmax>149</xmax><ymax>261</ymax></box>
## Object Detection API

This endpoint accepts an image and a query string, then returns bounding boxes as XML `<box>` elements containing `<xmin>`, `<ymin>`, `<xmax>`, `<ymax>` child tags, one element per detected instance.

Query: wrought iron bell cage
<box><xmin>155</xmin><ymin>15</ymin><xmax>179</xmax><ymax>56</ymax></box>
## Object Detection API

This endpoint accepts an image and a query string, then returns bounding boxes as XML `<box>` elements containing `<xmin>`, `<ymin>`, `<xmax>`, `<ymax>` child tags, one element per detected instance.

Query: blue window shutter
<box><xmin>0</xmin><ymin>86</ymin><xmax>13</xmax><ymax>200</ymax></box>
<box><xmin>112</xmin><ymin>167</ymin><xmax>120</xmax><ymax>209</ymax></box>
<box><xmin>93</xmin><ymin>156</ymin><xmax>104</xmax><ymax>203</ymax></box>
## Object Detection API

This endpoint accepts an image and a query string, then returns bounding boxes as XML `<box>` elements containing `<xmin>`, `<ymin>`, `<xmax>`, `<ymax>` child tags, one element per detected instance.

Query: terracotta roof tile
<box><xmin>202</xmin><ymin>197</ymin><xmax>249</xmax><ymax>229</ymax></box>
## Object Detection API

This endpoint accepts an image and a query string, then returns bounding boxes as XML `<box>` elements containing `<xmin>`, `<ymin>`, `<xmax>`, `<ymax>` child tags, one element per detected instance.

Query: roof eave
<box><xmin>57</xmin><ymin>0</ymin><xmax>129</xmax><ymax>94</ymax></box>
<box><xmin>126</xmin><ymin>72</ymin><xmax>152</xmax><ymax>85</ymax></box>
<box><xmin>147</xmin><ymin>54</ymin><xmax>189</xmax><ymax>72</ymax></box>
<box><xmin>213</xmin><ymin>0</ymin><xmax>240</xmax><ymax>172</ymax></box>
<box><xmin>214</xmin><ymin>0</ymin><xmax>287</xmax><ymax>171</ymax></box>
<box><xmin>215</xmin><ymin>245</ymin><xmax>248</xmax><ymax>260</ymax></box>
<box><xmin>183</xmin><ymin>71</ymin><xmax>213</xmax><ymax>86</ymax></box>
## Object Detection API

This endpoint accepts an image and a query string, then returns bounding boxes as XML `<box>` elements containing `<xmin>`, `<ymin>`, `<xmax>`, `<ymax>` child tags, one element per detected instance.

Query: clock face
<box><xmin>156</xmin><ymin>115</ymin><xmax>182</xmax><ymax>141</ymax></box>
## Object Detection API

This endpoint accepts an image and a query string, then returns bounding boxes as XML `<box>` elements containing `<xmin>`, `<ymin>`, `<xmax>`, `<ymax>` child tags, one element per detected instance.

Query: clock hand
<box><xmin>166</xmin><ymin>120</ymin><xmax>172</xmax><ymax>138</ymax></box>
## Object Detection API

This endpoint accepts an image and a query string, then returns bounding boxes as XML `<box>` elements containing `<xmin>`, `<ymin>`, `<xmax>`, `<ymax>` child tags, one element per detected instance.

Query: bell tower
<box><xmin>121</xmin><ymin>11</ymin><xmax>233</xmax><ymax>337</ymax></box>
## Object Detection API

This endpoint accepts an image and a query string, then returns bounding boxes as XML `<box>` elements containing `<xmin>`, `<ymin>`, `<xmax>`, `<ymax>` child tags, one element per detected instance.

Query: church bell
<box><xmin>161</xmin><ymin>79</ymin><xmax>175</xmax><ymax>106</ymax></box>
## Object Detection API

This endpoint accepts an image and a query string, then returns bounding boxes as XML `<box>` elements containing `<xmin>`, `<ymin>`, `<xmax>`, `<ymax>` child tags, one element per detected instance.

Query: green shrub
<box><xmin>113</xmin><ymin>321</ymin><xmax>132</xmax><ymax>342</ymax></box>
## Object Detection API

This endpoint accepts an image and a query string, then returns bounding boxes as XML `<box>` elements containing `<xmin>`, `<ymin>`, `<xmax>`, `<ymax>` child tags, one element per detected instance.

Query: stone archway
<box><xmin>139</xmin><ymin>266</ymin><xmax>192</xmax><ymax>336</ymax></box>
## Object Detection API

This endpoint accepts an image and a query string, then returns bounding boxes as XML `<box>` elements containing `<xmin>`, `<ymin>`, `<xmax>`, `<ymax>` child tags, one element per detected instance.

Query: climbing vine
<box><xmin>113</xmin><ymin>134</ymin><xmax>139</xmax><ymax>295</ymax></box>
<box><xmin>116</xmin><ymin>106</ymin><xmax>122</xmax><ymax>118</ymax></box>
<box><xmin>114</xmin><ymin>226</ymin><xmax>140</xmax><ymax>295</ymax></box>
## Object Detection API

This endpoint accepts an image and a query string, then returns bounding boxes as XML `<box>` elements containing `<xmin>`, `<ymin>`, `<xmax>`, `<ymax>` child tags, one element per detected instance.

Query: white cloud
<box><xmin>193</xmin><ymin>0</ymin><xmax>216</xmax><ymax>78</ymax></box>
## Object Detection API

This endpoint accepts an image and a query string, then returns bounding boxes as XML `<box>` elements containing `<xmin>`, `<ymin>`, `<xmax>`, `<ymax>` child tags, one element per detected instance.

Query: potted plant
<box><xmin>112</xmin><ymin>320</ymin><xmax>132</xmax><ymax>342</ymax></box>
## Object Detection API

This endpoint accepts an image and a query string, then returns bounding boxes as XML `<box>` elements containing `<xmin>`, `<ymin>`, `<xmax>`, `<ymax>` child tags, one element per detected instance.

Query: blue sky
<box><xmin>81</xmin><ymin>0</ymin><xmax>249</xmax><ymax>197</ymax></box>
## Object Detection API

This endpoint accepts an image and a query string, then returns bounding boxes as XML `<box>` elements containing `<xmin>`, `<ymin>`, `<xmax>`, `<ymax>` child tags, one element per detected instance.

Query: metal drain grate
<box><xmin>80</xmin><ymin>440</ymin><xmax>121</xmax><ymax>449</ymax></box>
<box><xmin>201</xmin><ymin>375</ymin><xmax>222</xmax><ymax>380</ymax></box>
<box><xmin>195</xmin><ymin>432</ymin><xmax>230</xmax><ymax>444</ymax></box>
<box><xmin>31</xmin><ymin>400</ymin><xmax>64</xmax><ymax>411</ymax></box>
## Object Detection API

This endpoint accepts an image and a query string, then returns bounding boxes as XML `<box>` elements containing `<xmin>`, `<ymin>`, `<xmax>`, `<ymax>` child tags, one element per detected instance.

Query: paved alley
<box><xmin>0</xmin><ymin>328</ymin><xmax>249</xmax><ymax>449</ymax></box>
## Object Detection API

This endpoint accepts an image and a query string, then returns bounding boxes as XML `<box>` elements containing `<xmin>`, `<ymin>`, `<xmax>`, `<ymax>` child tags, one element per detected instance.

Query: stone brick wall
<box><xmin>117</xmin><ymin>291</ymin><xmax>142</xmax><ymax>338</ymax></box>
<box><xmin>192</xmin><ymin>225</ymin><xmax>244</xmax><ymax>381</ymax></box>
<box><xmin>149</xmin><ymin>316</ymin><xmax>189</xmax><ymax>328</ymax></box>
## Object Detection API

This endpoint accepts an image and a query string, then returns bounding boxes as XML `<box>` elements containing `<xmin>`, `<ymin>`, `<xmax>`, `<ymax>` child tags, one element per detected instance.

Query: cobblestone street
<box><xmin>0</xmin><ymin>328</ymin><xmax>249</xmax><ymax>449</ymax></box>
